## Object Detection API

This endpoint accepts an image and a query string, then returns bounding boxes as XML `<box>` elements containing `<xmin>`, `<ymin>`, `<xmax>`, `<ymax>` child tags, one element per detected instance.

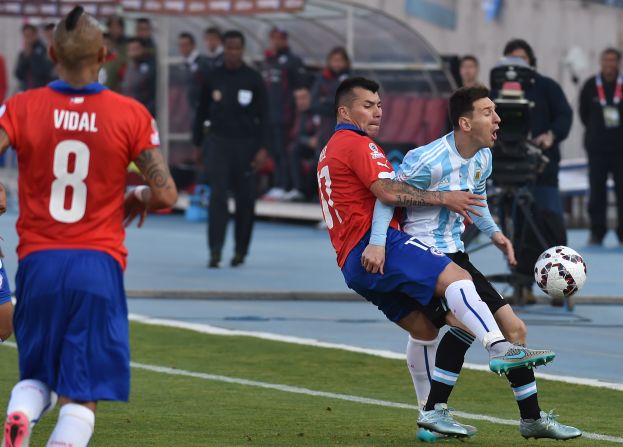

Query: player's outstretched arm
<box><xmin>370</xmin><ymin>179</ymin><xmax>484</xmax><ymax>224</ymax></box>
<box><xmin>361</xmin><ymin>199</ymin><xmax>394</xmax><ymax>275</ymax></box>
<box><xmin>125</xmin><ymin>148</ymin><xmax>178</xmax><ymax>227</ymax></box>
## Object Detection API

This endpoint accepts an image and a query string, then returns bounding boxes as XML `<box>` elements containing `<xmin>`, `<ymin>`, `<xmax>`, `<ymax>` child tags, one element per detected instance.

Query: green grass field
<box><xmin>0</xmin><ymin>322</ymin><xmax>620</xmax><ymax>446</ymax></box>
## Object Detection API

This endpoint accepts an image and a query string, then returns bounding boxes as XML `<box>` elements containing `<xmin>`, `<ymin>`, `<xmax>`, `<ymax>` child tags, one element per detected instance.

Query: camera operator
<box><xmin>502</xmin><ymin>39</ymin><xmax>573</xmax><ymax>218</ymax></box>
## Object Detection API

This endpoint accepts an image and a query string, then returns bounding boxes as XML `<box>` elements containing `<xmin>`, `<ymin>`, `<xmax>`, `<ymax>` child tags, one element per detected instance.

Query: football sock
<box><xmin>6</xmin><ymin>379</ymin><xmax>53</xmax><ymax>425</ymax></box>
<box><xmin>406</xmin><ymin>335</ymin><xmax>437</xmax><ymax>408</ymax></box>
<box><xmin>444</xmin><ymin>280</ymin><xmax>506</xmax><ymax>349</ymax></box>
<box><xmin>47</xmin><ymin>404</ymin><xmax>94</xmax><ymax>447</ymax></box>
<box><xmin>424</xmin><ymin>327</ymin><xmax>474</xmax><ymax>411</ymax></box>
<box><xmin>506</xmin><ymin>367</ymin><xmax>541</xmax><ymax>420</ymax></box>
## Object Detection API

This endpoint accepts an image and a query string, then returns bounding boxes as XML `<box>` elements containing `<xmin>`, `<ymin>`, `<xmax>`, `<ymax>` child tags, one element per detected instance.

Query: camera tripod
<box><xmin>463</xmin><ymin>185</ymin><xmax>573</xmax><ymax>309</ymax></box>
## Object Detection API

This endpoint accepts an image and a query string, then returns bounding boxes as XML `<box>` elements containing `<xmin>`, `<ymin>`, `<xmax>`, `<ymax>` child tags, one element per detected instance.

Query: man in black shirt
<box><xmin>193</xmin><ymin>30</ymin><xmax>269</xmax><ymax>268</ymax></box>
<box><xmin>15</xmin><ymin>24</ymin><xmax>55</xmax><ymax>91</ymax></box>
<box><xmin>579</xmin><ymin>47</ymin><xmax>623</xmax><ymax>245</ymax></box>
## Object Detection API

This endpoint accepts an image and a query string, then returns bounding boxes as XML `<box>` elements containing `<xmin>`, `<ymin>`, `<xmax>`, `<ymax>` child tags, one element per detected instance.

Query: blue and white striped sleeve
<box><xmin>469</xmin><ymin>150</ymin><xmax>500</xmax><ymax>237</ymax></box>
<box><xmin>396</xmin><ymin>149</ymin><xmax>432</xmax><ymax>190</ymax></box>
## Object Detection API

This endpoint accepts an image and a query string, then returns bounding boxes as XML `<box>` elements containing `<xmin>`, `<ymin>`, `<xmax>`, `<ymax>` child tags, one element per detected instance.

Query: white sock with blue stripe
<box><xmin>444</xmin><ymin>280</ymin><xmax>505</xmax><ymax>349</ymax></box>
<box><xmin>406</xmin><ymin>336</ymin><xmax>438</xmax><ymax>409</ymax></box>
<box><xmin>512</xmin><ymin>381</ymin><xmax>538</xmax><ymax>401</ymax></box>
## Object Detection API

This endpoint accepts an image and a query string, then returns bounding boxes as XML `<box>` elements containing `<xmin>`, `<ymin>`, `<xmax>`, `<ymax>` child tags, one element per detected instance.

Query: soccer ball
<box><xmin>533</xmin><ymin>246</ymin><xmax>587</xmax><ymax>299</ymax></box>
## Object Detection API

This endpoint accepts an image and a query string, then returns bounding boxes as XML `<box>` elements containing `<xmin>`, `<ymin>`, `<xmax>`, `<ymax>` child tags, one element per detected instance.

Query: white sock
<box><xmin>7</xmin><ymin>379</ymin><xmax>53</xmax><ymax>425</ymax></box>
<box><xmin>444</xmin><ymin>280</ymin><xmax>505</xmax><ymax>349</ymax></box>
<box><xmin>47</xmin><ymin>404</ymin><xmax>95</xmax><ymax>447</ymax></box>
<box><xmin>406</xmin><ymin>336</ymin><xmax>438</xmax><ymax>409</ymax></box>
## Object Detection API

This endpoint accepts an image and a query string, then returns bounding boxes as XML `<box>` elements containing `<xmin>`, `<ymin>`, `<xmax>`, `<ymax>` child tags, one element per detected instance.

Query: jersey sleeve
<box><xmin>395</xmin><ymin>148</ymin><xmax>432</xmax><ymax>189</ymax></box>
<box><xmin>0</xmin><ymin>95</ymin><xmax>21</xmax><ymax>149</ymax></box>
<box><xmin>129</xmin><ymin>102</ymin><xmax>160</xmax><ymax>161</ymax></box>
<box><xmin>474</xmin><ymin>149</ymin><xmax>492</xmax><ymax>196</ymax></box>
<box><xmin>349</xmin><ymin>138</ymin><xmax>395</xmax><ymax>188</ymax></box>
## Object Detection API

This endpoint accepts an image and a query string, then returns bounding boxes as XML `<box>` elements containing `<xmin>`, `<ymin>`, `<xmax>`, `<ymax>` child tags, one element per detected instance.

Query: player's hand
<box><xmin>251</xmin><ymin>148</ymin><xmax>269</xmax><ymax>173</ymax></box>
<box><xmin>491</xmin><ymin>231</ymin><xmax>517</xmax><ymax>266</ymax></box>
<box><xmin>124</xmin><ymin>187</ymin><xmax>149</xmax><ymax>228</ymax></box>
<box><xmin>361</xmin><ymin>244</ymin><xmax>386</xmax><ymax>275</ymax></box>
<box><xmin>441</xmin><ymin>191</ymin><xmax>485</xmax><ymax>224</ymax></box>
<box><xmin>0</xmin><ymin>183</ymin><xmax>7</xmax><ymax>216</ymax></box>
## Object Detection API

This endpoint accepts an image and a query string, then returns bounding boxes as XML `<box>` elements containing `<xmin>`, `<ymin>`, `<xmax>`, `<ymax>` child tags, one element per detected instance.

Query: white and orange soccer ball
<box><xmin>534</xmin><ymin>246</ymin><xmax>587</xmax><ymax>299</ymax></box>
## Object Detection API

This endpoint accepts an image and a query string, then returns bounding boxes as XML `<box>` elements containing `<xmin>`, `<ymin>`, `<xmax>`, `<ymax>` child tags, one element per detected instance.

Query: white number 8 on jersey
<box><xmin>49</xmin><ymin>140</ymin><xmax>90</xmax><ymax>223</ymax></box>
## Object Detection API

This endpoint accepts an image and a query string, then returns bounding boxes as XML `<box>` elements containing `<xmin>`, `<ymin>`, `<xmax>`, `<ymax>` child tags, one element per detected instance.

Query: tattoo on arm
<box><xmin>134</xmin><ymin>149</ymin><xmax>173</xmax><ymax>190</ymax></box>
<box><xmin>377</xmin><ymin>179</ymin><xmax>443</xmax><ymax>207</ymax></box>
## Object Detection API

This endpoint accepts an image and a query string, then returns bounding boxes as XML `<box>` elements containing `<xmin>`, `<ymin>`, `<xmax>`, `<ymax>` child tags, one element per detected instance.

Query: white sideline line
<box><xmin>128</xmin><ymin>313</ymin><xmax>623</xmax><ymax>392</ymax></box>
<box><xmin>3</xmin><ymin>341</ymin><xmax>622</xmax><ymax>443</ymax></box>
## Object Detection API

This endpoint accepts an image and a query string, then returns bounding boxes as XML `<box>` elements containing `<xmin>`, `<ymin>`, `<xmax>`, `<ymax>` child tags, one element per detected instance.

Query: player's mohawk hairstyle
<box><xmin>65</xmin><ymin>6</ymin><xmax>84</xmax><ymax>31</ymax></box>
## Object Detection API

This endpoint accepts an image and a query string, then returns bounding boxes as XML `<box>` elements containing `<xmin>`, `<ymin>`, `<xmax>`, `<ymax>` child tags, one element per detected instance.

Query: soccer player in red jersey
<box><xmin>0</xmin><ymin>7</ymin><xmax>177</xmax><ymax>446</ymax></box>
<box><xmin>318</xmin><ymin>77</ymin><xmax>555</xmax><ymax>437</ymax></box>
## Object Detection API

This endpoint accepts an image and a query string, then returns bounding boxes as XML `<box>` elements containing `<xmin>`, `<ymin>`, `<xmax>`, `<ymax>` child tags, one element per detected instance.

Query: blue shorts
<box><xmin>14</xmin><ymin>249</ymin><xmax>129</xmax><ymax>402</ymax></box>
<box><xmin>342</xmin><ymin>228</ymin><xmax>452</xmax><ymax>323</ymax></box>
<box><xmin>0</xmin><ymin>259</ymin><xmax>12</xmax><ymax>305</ymax></box>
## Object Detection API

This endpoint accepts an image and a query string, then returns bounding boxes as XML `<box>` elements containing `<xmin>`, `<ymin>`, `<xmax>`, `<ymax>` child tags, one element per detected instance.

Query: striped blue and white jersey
<box><xmin>396</xmin><ymin>132</ymin><xmax>495</xmax><ymax>253</ymax></box>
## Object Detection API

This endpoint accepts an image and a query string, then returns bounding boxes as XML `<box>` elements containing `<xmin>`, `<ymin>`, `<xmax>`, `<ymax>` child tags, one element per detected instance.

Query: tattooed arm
<box><xmin>369</xmin><ymin>179</ymin><xmax>485</xmax><ymax>222</ymax></box>
<box><xmin>124</xmin><ymin>148</ymin><xmax>178</xmax><ymax>227</ymax></box>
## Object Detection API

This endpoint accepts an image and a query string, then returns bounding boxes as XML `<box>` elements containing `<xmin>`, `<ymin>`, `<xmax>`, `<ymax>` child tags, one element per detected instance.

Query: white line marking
<box><xmin>3</xmin><ymin>336</ymin><xmax>622</xmax><ymax>443</ymax></box>
<box><xmin>128</xmin><ymin>313</ymin><xmax>623</xmax><ymax>392</ymax></box>
<box><xmin>127</xmin><ymin>363</ymin><xmax>623</xmax><ymax>444</ymax></box>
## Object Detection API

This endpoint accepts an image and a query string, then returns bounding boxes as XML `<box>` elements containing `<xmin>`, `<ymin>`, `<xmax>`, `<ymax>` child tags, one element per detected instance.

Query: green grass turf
<box><xmin>0</xmin><ymin>322</ymin><xmax>619</xmax><ymax>446</ymax></box>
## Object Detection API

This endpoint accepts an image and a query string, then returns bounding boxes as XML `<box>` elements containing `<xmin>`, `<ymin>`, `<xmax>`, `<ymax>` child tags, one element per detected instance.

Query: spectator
<box><xmin>261</xmin><ymin>27</ymin><xmax>306</xmax><ymax>201</ymax></box>
<box><xmin>136</xmin><ymin>17</ymin><xmax>157</xmax><ymax>58</ymax></box>
<box><xmin>122</xmin><ymin>37</ymin><xmax>157</xmax><ymax>117</ymax></box>
<box><xmin>15</xmin><ymin>24</ymin><xmax>54</xmax><ymax>91</ymax></box>
<box><xmin>104</xmin><ymin>16</ymin><xmax>128</xmax><ymax>93</ymax></box>
<box><xmin>310</xmin><ymin>46</ymin><xmax>350</xmax><ymax>149</ymax></box>
<box><xmin>284</xmin><ymin>88</ymin><xmax>321</xmax><ymax>201</ymax></box>
<box><xmin>178</xmin><ymin>32</ymin><xmax>210</xmax><ymax>122</ymax></box>
<box><xmin>203</xmin><ymin>27</ymin><xmax>224</xmax><ymax>70</ymax></box>
<box><xmin>99</xmin><ymin>33</ymin><xmax>121</xmax><ymax>86</ymax></box>
<box><xmin>579</xmin><ymin>47</ymin><xmax>623</xmax><ymax>245</ymax></box>
<box><xmin>0</xmin><ymin>52</ymin><xmax>6</xmax><ymax>103</ymax></box>
<box><xmin>459</xmin><ymin>55</ymin><xmax>480</xmax><ymax>88</ymax></box>
<box><xmin>42</xmin><ymin>22</ymin><xmax>56</xmax><ymax>48</ymax></box>
<box><xmin>192</xmin><ymin>30</ymin><xmax>269</xmax><ymax>269</ymax></box>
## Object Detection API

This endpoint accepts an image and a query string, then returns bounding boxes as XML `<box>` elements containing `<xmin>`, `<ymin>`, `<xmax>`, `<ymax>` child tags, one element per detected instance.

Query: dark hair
<box><xmin>503</xmin><ymin>38</ymin><xmax>536</xmax><ymax>67</ymax></box>
<box><xmin>136</xmin><ymin>17</ymin><xmax>151</xmax><ymax>26</ymax></box>
<box><xmin>602</xmin><ymin>47</ymin><xmax>622</xmax><ymax>61</ymax></box>
<box><xmin>204</xmin><ymin>26</ymin><xmax>222</xmax><ymax>38</ymax></box>
<box><xmin>44</xmin><ymin>22</ymin><xmax>56</xmax><ymax>31</ymax></box>
<box><xmin>327</xmin><ymin>46</ymin><xmax>350</xmax><ymax>67</ymax></box>
<box><xmin>22</xmin><ymin>24</ymin><xmax>37</xmax><ymax>33</ymax></box>
<box><xmin>106</xmin><ymin>16</ymin><xmax>125</xmax><ymax>30</ymax></box>
<box><xmin>334</xmin><ymin>77</ymin><xmax>380</xmax><ymax>115</ymax></box>
<box><xmin>126</xmin><ymin>37</ymin><xmax>145</xmax><ymax>47</ymax></box>
<box><xmin>449</xmin><ymin>85</ymin><xmax>491</xmax><ymax>129</ymax></box>
<box><xmin>65</xmin><ymin>6</ymin><xmax>83</xmax><ymax>31</ymax></box>
<box><xmin>460</xmin><ymin>55</ymin><xmax>479</xmax><ymax>66</ymax></box>
<box><xmin>222</xmin><ymin>30</ymin><xmax>245</xmax><ymax>46</ymax></box>
<box><xmin>178</xmin><ymin>32</ymin><xmax>195</xmax><ymax>45</ymax></box>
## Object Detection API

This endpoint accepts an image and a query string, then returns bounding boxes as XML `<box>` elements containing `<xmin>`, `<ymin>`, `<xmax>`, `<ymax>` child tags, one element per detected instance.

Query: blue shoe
<box><xmin>416</xmin><ymin>424</ymin><xmax>477</xmax><ymax>442</ymax></box>
<box><xmin>417</xmin><ymin>404</ymin><xmax>469</xmax><ymax>437</ymax></box>
<box><xmin>489</xmin><ymin>345</ymin><xmax>556</xmax><ymax>374</ymax></box>
<box><xmin>520</xmin><ymin>410</ymin><xmax>582</xmax><ymax>440</ymax></box>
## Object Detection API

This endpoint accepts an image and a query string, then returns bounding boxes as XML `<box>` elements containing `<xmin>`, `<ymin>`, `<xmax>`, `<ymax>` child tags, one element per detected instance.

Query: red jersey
<box><xmin>317</xmin><ymin>125</ymin><xmax>400</xmax><ymax>267</ymax></box>
<box><xmin>0</xmin><ymin>81</ymin><xmax>159</xmax><ymax>269</ymax></box>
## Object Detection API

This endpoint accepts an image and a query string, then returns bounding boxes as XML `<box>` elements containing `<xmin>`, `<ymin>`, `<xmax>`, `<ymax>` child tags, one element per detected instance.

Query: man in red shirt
<box><xmin>318</xmin><ymin>77</ymin><xmax>555</xmax><ymax>437</ymax></box>
<box><xmin>0</xmin><ymin>7</ymin><xmax>177</xmax><ymax>446</ymax></box>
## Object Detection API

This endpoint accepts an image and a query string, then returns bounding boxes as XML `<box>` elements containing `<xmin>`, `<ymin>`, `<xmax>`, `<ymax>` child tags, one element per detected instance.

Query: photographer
<box><xmin>503</xmin><ymin>39</ymin><xmax>573</xmax><ymax>218</ymax></box>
